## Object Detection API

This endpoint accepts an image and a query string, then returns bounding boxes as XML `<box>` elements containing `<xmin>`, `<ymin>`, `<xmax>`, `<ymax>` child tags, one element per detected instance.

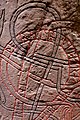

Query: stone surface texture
<box><xmin>0</xmin><ymin>0</ymin><xmax>80</xmax><ymax>120</ymax></box>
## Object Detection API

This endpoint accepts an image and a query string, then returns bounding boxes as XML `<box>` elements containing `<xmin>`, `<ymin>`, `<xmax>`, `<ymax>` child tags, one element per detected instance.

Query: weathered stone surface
<box><xmin>0</xmin><ymin>0</ymin><xmax>80</xmax><ymax>120</ymax></box>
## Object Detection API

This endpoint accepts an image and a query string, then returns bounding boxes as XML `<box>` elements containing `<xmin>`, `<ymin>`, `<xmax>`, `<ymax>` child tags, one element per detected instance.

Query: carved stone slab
<box><xmin>0</xmin><ymin>0</ymin><xmax>80</xmax><ymax>120</ymax></box>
